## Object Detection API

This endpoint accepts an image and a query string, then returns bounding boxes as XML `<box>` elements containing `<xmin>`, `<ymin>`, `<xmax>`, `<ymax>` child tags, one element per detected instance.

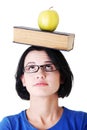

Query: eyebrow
<box><xmin>25</xmin><ymin>61</ymin><xmax>53</xmax><ymax>66</ymax></box>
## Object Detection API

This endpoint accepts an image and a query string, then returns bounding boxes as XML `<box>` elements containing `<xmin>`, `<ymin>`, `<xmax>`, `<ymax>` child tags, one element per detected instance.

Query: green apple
<box><xmin>38</xmin><ymin>9</ymin><xmax>59</xmax><ymax>32</ymax></box>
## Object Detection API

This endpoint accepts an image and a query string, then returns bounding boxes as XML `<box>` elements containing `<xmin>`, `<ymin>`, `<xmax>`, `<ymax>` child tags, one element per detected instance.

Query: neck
<box><xmin>28</xmin><ymin>94</ymin><xmax>60</xmax><ymax>118</ymax></box>
<box><xmin>26</xmin><ymin>94</ymin><xmax>63</xmax><ymax>129</ymax></box>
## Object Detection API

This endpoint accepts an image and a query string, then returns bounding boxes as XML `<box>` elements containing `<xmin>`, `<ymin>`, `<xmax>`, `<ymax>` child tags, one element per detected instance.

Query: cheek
<box><xmin>48</xmin><ymin>73</ymin><xmax>61</xmax><ymax>89</ymax></box>
<box><xmin>22</xmin><ymin>74</ymin><xmax>33</xmax><ymax>90</ymax></box>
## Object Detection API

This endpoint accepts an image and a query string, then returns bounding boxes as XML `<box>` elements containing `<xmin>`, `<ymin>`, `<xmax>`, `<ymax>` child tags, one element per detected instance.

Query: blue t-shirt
<box><xmin>0</xmin><ymin>107</ymin><xmax>87</xmax><ymax>130</ymax></box>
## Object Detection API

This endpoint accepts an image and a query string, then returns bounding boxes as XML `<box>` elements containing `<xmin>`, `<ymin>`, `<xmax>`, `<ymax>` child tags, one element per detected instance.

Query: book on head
<box><xmin>13</xmin><ymin>26</ymin><xmax>75</xmax><ymax>51</ymax></box>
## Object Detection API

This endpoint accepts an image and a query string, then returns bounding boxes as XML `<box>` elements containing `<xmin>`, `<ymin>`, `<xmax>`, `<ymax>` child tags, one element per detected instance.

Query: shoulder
<box><xmin>2</xmin><ymin>110</ymin><xmax>25</xmax><ymax>122</ymax></box>
<box><xmin>64</xmin><ymin>107</ymin><xmax>87</xmax><ymax>118</ymax></box>
<box><xmin>63</xmin><ymin>107</ymin><xmax>87</xmax><ymax>129</ymax></box>
<box><xmin>0</xmin><ymin>110</ymin><xmax>26</xmax><ymax>129</ymax></box>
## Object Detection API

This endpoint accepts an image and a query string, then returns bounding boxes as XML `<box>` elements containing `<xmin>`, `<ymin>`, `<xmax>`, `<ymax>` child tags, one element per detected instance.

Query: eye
<box><xmin>45</xmin><ymin>64</ymin><xmax>56</xmax><ymax>71</ymax></box>
<box><xmin>24</xmin><ymin>65</ymin><xmax>37</xmax><ymax>72</ymax></box>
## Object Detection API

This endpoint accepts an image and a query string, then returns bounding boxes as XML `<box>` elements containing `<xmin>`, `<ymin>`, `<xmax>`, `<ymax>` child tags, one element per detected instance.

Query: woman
<box><xmin>0</xmin><ymin>45</ymin><xmax>87</xmax><ymax>130</ymax></box>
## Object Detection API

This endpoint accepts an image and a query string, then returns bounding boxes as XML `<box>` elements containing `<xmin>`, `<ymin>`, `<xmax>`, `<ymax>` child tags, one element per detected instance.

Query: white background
<box><xmin>0</xmin><ymin>0</ymin><xmax>87</xmax><ymax>120</ymax></box>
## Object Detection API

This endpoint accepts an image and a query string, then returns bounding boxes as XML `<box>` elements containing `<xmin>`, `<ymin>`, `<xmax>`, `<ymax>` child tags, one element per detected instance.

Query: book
<box><xmin>13</xmin><ymin>26</ymin><xmax>75</xmax><ymax>51</ymax></box>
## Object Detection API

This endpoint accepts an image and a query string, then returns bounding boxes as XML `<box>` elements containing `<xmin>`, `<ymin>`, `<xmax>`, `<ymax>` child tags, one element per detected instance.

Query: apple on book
<box><xmin>38</xmin><ymin>7</ymin><xmax>59</xmax><ymax>32</ymax></box>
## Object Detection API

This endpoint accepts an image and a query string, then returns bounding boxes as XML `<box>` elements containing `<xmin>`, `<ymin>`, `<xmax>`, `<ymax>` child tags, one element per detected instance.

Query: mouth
<box><xmin>33</xmin><ymin>83</ymin><xmax>48</xmax><ymax>87</ymax></box>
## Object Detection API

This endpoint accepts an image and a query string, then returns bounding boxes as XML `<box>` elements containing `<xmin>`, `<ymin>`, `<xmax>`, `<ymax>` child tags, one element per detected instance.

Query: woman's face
<box><xmin>21</xmin><ymin>50</ymin><xmax>61</xmax><ymax>98</ymax></box>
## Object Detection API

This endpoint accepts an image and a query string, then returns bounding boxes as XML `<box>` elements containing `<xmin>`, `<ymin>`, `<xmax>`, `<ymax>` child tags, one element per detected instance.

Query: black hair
<box><xmin>15</xmin><ymin>45</ymin><xmax>74</xmax><ymax>100</ymax></box>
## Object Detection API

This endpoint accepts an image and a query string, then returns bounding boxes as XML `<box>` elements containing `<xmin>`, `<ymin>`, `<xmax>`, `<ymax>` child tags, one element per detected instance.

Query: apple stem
<box><xmin>49</xmin><ymin>6</ymin><xmax>53</xmax><ymax>10</ymax></box>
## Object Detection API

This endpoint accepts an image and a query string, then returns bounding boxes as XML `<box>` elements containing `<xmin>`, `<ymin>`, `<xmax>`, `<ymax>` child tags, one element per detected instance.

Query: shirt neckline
<box><xmin>23</xmin><ymin>107</ymin><xmax>66</xmax><ymax>129</ymax></box>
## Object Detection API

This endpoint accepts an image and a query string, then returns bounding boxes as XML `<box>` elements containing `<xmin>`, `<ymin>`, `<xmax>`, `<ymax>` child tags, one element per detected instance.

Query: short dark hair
<box><xmin>15</xmin><ymin>45</ymin><xmax>74</xmax><ymax>100</ymax></box>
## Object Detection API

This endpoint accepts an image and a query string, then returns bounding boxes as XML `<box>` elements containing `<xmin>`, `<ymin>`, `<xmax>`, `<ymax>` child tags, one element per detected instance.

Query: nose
<box><xmin>35</xmin><ymin>68</ymin><xmax>46</xmax><ymax>79</ymax></box>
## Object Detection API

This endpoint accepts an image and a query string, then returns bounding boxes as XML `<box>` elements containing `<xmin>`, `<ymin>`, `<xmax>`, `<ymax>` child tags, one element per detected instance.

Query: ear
<box><xmin>20</xmin><ymin>75</ymin><xmax>26</xmax><ymax>86</ymax></box>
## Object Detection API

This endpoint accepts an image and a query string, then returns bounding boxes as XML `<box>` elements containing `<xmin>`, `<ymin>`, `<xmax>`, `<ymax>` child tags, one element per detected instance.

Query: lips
<box><xmin>33</xmin><ymin>82</ymin><xmax>48</xmax><ymax>87</ymax></box>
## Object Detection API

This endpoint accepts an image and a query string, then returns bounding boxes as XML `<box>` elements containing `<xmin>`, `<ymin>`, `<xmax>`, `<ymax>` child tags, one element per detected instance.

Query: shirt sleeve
<box><xmin>0</xmin><ymin>117</ymin><xmax>12</xmax><ymax>130</ymax></box>
<box><xmin>82</xmin><ymin>113</ymin><xmax>87</xmax><ymax>130</ymax></box>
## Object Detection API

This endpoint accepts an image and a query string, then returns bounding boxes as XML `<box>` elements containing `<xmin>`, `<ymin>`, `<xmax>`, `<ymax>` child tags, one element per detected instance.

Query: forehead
<box><xmin>24</xmin><ymin>50</ymin><xmax>51</xmax><ymax>65</ymax></box>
